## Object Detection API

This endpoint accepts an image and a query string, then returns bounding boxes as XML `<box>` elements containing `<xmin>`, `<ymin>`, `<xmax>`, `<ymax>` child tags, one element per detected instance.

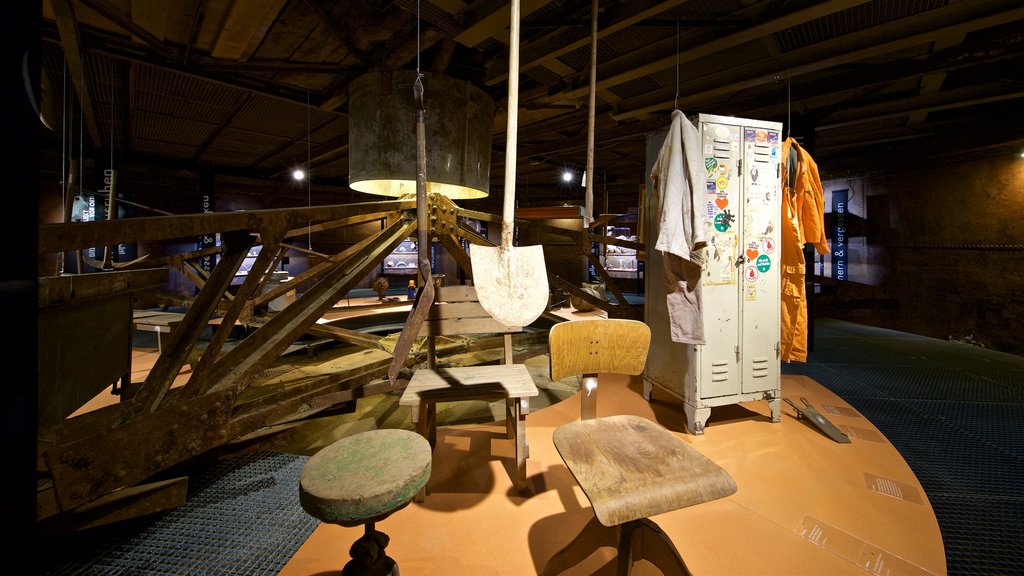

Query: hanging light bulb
<box><xmin>292</xmin><ymin>169</ymin><xmax>305</xmax><ymax>181</ymax></box>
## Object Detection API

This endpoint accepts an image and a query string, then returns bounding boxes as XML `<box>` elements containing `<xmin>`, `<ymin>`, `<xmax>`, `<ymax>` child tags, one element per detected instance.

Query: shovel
<box><xmin>388</xmin><ymin>76</ymin><xmax>435</xmax><ymax>384</ymax></box>
<box><xmin>470</xmin><ymin>0</ymin><xmax>548</xmax><ymax>328</ymax></box>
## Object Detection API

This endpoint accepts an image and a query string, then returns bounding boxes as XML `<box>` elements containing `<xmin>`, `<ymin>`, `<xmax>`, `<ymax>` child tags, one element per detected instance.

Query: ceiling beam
<box><xmin>454</xmin><ymin>0</ymin><xmax>552</xmax><ymax>47</ymax></box>
<box><xmin>485</xmin><ymin>0</ymin><xmax>689</xmax><ymax>85</ymax></box>
<box><xmin>79</xmin><ymin>0</ymin><xmax>176</xmax><ymax>59</ymax></box>
<box><xmin>554</xmin><ymin>0</ymin><xmax>872</xmax><ymax>104</ymax></box>
<box><xmin>50</xmin><ymin>0</ymin><xmax>102</xmax><ymax>147</ymax></box>
<box><xmin>210</xmin><ymin>0</ymin><xmax>288</xmax><ymax>60</ymax></box>
<box><xmin>610</xmin><ymin>2</ymin><xmax>1024</xmax><ymax>120</ymax></box>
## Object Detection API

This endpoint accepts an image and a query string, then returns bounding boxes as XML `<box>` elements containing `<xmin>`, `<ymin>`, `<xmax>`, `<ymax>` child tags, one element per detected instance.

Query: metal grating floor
<box><xmin>785</xmin><ymin>319</ymin><xmax>1024</xmax><ymax>576</ymax></box>
<box><xmin>39</xmin><ymin>451</ymin><xmax>318</xmax><ymax>576</ymax></box>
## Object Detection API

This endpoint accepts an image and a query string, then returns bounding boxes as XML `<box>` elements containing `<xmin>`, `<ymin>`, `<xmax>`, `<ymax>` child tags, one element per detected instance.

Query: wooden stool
<box><xmin>544</xmin><ymin>319</ymin><xmax>738</xmax><ymax>575</ymax></box>
<box><xmin>299</xmin><ymin>429</ymin><xmax>431</xmax><ymax>576</ymax></box>
<box><xmin>548</xmin><ymin>415</ymin><xmax>737</xmax><ymax>575</ymax></box>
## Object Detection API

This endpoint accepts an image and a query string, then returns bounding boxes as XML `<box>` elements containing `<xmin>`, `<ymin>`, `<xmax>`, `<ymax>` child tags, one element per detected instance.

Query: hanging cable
<box><xmin>306</xmin><ymin>88</ymin><xmax>312</xmax><ymax>254</ymax></box>
<box><xmin>674</xmin><ymin>21</ymin><xmax>680</xmax><ymax>110</ymax></box>
<box><xmin>787</xmin><ymin>69</ymin><xmax>792</xmax><ymax>139</ymax></box>
<box><xmin>414</xmin><ymin>0</ymin><xmax>424</xmax><ymax>103</ymax></box>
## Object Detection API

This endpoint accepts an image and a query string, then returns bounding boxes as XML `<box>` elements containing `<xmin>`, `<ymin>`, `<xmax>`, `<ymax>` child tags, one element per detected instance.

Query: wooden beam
<box><xmin>454</xmin><ymin>0</ymin><xmax>551</xmax><ymax>48</ymax></box>
<box><xmin>38</xmin><ymin>199</ymin><xmax>415</xmax><ymax>255</ymax></box>
<box><xmin>485</xmin><ymin>0</ymin><xmax>689</xmax><ymax>85</ymax></box>
<box><xmin>611</xmin><ymin>2</ymin><xmax>1024</xmax><ymax>120</ymax></box>
<box><xmin>210</xmin><ymin>0</ymin><xmax>288</xmax><ymax>60</ymax></box>
<box><xmin>306</xmin><ymin>323</ymin><xmax>383</xmax><ymax>349</ymax></box>
<box><xmin>50</xmin><ymin>0</ymin><xmax>101</xmax><ymax>147</ymax></box>
<box><xmin>558</xmin><ymin>0</ymin><xmax>872</xmax><ymax>105</ymax></box>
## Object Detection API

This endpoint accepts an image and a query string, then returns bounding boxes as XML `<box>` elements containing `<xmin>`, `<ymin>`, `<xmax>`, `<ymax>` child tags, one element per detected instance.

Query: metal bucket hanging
<box><xmin>348</xmin><ymin>70</ymin><xmax>494</xmax><ymax>200</ymax></box>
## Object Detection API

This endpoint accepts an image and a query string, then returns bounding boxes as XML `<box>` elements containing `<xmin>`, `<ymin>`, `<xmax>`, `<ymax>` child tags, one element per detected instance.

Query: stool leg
<box><xmin>542</xmin><ymin>516</ymin><xmax>619</xmax><ymax>576</ymax></box>
<box><xmin>632</xmin><ymin>518</ymin><xmax>691</xmax><ymax>576</ymax></box>
<box><xmin>616</xmin><ymin>521</ymin><xmax>636</xmax><ymax>576</ymax></box>
<box><xmin>341</xmin><ymin>522</ymin><xmax>399</xmax><ymax>576</ymax></box>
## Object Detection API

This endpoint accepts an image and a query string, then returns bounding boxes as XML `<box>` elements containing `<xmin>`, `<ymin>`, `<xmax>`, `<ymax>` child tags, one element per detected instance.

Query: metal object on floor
<box><xmin>785</xmin><ymin>396</ymin><xmax>851</xmax><ymax>443</ymax></box>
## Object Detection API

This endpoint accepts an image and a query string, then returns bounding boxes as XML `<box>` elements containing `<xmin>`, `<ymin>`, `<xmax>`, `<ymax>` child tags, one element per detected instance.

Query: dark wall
<box><xmin>39</xmin><ymin>145</ymin><xmax>1024</xmax><ymax>355</ymax></box>
<box><xmin>815</xmin><ymin>153</ymin><xmax>1024</xmax><ymax>356</ymax></box>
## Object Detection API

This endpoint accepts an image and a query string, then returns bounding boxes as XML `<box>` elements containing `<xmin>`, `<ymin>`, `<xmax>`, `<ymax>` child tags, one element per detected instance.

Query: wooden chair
<box><xmin>398</xmin><ymin>284</ymin><xmax>539</xmax><ymax>500</ymax></box>
<box><xmin>545</xmin><ymin>319</ymin><xmax>738</xmax><ymax>576</ymax></box>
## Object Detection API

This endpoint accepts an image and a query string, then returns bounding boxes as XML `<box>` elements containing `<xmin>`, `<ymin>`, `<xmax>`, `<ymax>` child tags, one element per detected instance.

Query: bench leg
<box><xmin>512</xmin><ymin>398</ymin><xmax>528</xmax><ymax>492</ymax></box>
<box><xmin>413</xmin><ymin>402</ymin><xmax>436</xmax><ymax>503</ymax></box>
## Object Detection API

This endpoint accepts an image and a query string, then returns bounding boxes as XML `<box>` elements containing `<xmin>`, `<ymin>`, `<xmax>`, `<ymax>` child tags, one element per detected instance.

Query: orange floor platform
<box><xmin>279</xmin><ymin>371</ymin><xmax>945</xmax><ymax>576</ymax></box>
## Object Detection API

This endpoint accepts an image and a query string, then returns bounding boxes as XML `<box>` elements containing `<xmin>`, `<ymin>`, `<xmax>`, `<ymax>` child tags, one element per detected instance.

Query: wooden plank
<box><xmin>131</xmin><ymin>311</ymin><xmax>185</xmax><ymax>331</ymax></box>
<box><xmin>306</xmin><ymin>323</ymin><xmax>382</xmax><ymax>348</ymax></box>
<box><xmin>400</xmin><ymin>364</ymin><xmax>538</xmax><ymax>405</ymax></box>
<box><xmin>38</xmin><ymin>200</ymin><xmax>413</xmax><ymax>255</ymax></box>
<box><xmin>421</xmin><ymin>316</ymin><xmax>520</xmax><ymax>337</ymax></box>
<box><xmin>39</xmin><ymin>268</ymin><xmax>168</xmax><ymax>307</ymax></box>
<box><xmin>42</xmin><ymin>389</ymin><xmax>235</xmax><ymax>510</ymax></box>
<box><xmin>37</xmin><ymin>477</ymin><xmax>187</xmax><ymax>531</ymax></box>
<box><xmin>427</xmin><ymin>300</ymin><xmax>494</xmax><ymax>319</ymax></box>
<box><xmin>435</xmin><ymin>284</ymin><xmax>477</xmax><ymax>302</ymax></box>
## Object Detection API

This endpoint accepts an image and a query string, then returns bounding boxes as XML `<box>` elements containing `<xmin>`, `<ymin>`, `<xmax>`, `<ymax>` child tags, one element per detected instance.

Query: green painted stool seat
<box><xmin>299</xmin><ymin>429</ymin><xmax>432</xmax><ymax>575</ymax></box>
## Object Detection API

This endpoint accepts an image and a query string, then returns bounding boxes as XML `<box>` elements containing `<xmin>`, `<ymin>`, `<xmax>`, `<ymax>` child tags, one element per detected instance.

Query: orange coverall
<box><xmin>780</xmin><ymin>138</ymin><xmax>829</xmax><ymax>362</ymax></box>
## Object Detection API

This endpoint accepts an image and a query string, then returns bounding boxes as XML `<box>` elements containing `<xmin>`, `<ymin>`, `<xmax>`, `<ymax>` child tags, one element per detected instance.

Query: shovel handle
<box><xmin>500</xmin><ymin>0</ymin><xmax>521</xmax><ymax>238</ymax></box>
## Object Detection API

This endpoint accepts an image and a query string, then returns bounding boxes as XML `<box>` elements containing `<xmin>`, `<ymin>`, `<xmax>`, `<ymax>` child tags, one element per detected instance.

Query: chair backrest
<box><xmin>548</xmin><ymin>319</ymin><xmax>651</xmax><ymax>420</ymax></box>
<box><xmin>418</xmin><ymin>284</ymin><xmax>522</xmax><ymax>366</ymax></box>
<box><xmin>549</xmin><ymin>319</ymin><xmax>651</xmax><ymax>380</ymax></box>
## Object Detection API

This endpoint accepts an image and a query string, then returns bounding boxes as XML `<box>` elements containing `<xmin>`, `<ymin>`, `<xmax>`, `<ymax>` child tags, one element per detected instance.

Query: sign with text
<box><xmin>832</xmin><ymin>188</ymin><xmax>848</xmax><ymax>281</ymax></box>
<box><xmin>198</xmin><ymin>171</ymin><xmax>215</xmax><ymax>280</ymax></box>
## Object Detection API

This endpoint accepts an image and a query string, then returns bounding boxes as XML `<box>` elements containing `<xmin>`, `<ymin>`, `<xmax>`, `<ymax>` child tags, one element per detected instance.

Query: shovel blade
<box><xmin>470</xmin><ymin>244</ymin><xmax>548</xmax><ymax>327</ymax></box>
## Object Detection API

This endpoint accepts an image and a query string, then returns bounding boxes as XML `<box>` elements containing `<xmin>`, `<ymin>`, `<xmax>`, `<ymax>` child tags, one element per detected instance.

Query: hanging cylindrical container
<box><xmin>348</xmin><ymin>70</ymin><xmax>494</xmax><ymax>200</ymax></box>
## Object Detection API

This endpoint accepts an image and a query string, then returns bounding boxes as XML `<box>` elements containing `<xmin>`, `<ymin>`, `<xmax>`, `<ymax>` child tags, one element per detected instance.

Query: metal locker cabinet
<box><xmin>643</xmin><ymin>113</ymin><xmax>782</xmax><ymax>435</ymax></box>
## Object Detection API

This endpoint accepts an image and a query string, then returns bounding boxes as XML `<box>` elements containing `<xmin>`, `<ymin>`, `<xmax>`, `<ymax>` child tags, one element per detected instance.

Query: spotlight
<box><xmin>293</xmin><ymin>169</ymin><xmax>306</xmax><ymax>181</ymax></box>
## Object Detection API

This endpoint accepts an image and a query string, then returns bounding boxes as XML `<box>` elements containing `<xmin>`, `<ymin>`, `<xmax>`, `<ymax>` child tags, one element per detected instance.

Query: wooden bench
<box><xmin>398</xmin><ymin>284</ymin><xmax>539</xmax><ymax>500</ymax></box>
<box><xmin>131</xmin><ymin>310</ymin><xmax>185</xmax><ymax>354</ymax></box>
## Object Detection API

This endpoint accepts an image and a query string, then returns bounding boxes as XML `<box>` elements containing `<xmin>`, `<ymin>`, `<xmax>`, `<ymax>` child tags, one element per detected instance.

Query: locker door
<box><xmin>698</xmin><ymin>120</ymin><xmax>742</xmax><ymax>399</ymax></box>
<box><xmin>740</xmin><ymin>124</ymin><xmax>782</xmax><ymax>392</ymax></box>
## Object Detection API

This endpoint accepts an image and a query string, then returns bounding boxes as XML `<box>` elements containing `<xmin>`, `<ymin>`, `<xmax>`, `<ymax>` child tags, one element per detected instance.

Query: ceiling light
<box><xmin>562</xmin><ymin>171</ymin><xmax>573</xmax><ymax>183</ymax></box>
<box><xmin>348</xmin><ymin>70</ymin><xmax>494</xmax><ymax>199</ymax></box>
<box><xmin>292</xmin><ymin>169</ymin><xmax>305</xmax><ymax>181</ymax></box>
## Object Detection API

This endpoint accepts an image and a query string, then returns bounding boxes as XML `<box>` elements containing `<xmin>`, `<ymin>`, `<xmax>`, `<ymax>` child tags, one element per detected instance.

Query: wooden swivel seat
<box><xmin>299</xmin><ymin>429</ymin><xmax>432</xmax><ymax>576</ymax></box>
<box><xmin>545</xmin><ymin>319</ymin><xmax>738</xmax><ymax>576</ymax></box>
